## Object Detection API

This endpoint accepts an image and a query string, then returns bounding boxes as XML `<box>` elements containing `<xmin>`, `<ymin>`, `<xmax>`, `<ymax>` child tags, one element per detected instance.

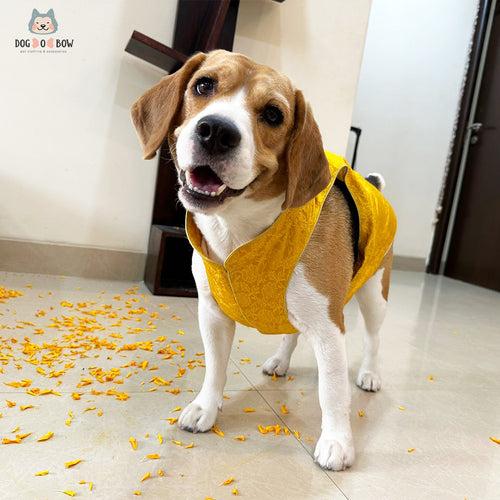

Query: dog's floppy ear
<box><xmin>282</xmin><ymin>90</ymin><xmax>330</xmax><ymax>208</ymax></box>
<box><xmin>131</xmin><ymin>52</ymin><xmax>206</xmax><ymax>160</ymax></box>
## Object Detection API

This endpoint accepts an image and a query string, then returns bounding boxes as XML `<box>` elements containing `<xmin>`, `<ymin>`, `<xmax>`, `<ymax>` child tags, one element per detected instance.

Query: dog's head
<box><xmin>132</xmin><ymin>50</ymin><xmax>329</xmax><ymax>214</ymax></box>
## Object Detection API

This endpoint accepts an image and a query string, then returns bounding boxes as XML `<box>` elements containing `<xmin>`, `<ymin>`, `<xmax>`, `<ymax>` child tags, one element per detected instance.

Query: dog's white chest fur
<box><xmin>193</xmin><ymin>194</ymin><xmax>285</xmax><ymax>263</ymax></box>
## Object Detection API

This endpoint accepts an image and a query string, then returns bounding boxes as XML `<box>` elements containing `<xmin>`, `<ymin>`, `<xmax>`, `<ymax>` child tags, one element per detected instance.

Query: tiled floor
<box><xmin>0</xmin><ymin>270</ymin><xmax>499</xmax><ymax>500</ymax></box>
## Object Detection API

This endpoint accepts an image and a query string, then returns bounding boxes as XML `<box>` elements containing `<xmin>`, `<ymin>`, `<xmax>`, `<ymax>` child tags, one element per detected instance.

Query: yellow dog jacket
<box><xmin>186</xmin><ymin>151</ymin><xmax>397</xmax><ymax>334</ymax></box>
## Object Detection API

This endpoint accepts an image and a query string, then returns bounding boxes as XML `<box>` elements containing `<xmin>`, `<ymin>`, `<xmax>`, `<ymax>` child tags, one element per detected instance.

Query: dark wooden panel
<box><xmin>173</xmin><ymin>0</ymin><xmax>239</xmax><ymax>56</ymax></box>
<box><xmin>144</xmin><ymin>225</ymin><xmax>197</xmax><ymax>297</ymax></box>
<box><xmin>125</xmin><ymin>31</ymin><xmax>187</xmax><ymax>72</ymax></box>
<box><xmin>427</xmin><ymin>0</ymin><xmax>494</xmax><ymax>273</ymax></box>
<box><xmin>445</xmin><ymin>5</ymin><xmax>500</xmax><ymax>291</ymax></box>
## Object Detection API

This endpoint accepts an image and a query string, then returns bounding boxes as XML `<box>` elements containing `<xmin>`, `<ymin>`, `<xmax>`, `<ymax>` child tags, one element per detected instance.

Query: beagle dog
<box><xmin>132</xmin><ymin>50</ymin><xmax>395</xmax><ymax>471</ymax></box>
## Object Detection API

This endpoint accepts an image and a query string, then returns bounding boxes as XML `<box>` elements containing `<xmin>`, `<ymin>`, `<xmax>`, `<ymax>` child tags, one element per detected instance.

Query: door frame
<box><xmin>427</xmin><ymin>0</ymin><xmax>497</xmax><ymax>274</ymax></box>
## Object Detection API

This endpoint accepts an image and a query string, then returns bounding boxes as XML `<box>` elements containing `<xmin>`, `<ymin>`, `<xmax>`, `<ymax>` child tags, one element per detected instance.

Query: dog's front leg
<box><xmin>287</xmin><ymin>264</ymin><xmax>354</xmax><ymax>470</ymax></box>
<box><xmin>305</xmin><ymin>327</ymin><xmax>354</xmax><ymax>470</ymax></box>
<box><xmin>179</xmin><ymin>253</ymin><xmax>235</xmax><ymax>433</ymax></box>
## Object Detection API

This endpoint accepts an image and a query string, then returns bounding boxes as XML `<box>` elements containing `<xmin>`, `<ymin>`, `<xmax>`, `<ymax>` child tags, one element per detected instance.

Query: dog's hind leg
<box><xmin>355</xmin><ymin>249</ymin><xmax>392</xmax><ymax>392</ymax></box>
<box><xmin>262</xmin><ymin>334</ymin><xmax>299</xmax><ymax>376</ymax></box>
<box><xmin>179</xmin><ymin>253</ymin><xmax>235</xmax><ymax>433</ymax></box>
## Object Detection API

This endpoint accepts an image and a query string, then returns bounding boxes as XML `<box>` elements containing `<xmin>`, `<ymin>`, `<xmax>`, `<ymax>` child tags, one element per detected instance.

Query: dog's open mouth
<box><xmin>180</xmin><ymin>166</ymin><xmax>244</xmax><ymax>206</ymax></box>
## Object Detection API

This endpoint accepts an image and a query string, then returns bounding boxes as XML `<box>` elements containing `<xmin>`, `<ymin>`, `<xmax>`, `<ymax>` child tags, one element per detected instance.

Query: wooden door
<box><xmin>445</xmin><ymin>5</ymin><xmax>500</xmax><ymax>291</ymax></box>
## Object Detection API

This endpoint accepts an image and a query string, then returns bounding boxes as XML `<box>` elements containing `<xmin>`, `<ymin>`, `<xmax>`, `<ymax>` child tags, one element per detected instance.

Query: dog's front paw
<box><xmin>314</xmin><ymin>433</ymin><xmax>355</xmax><ymax>471</ymax></box>
<box><xmin>262</xmin><ymin>355</ymin><xmax>289</xmax><ymax>377</ymax></box>
<box><xmin>356</xmin><ymin>370</ymin><xmax>381</xmax><ymax>392</ymax></box>
<box><xmin>178</xmin><ymin>400</ymin><xmax>218</xmax><ymax>433</ymax></box>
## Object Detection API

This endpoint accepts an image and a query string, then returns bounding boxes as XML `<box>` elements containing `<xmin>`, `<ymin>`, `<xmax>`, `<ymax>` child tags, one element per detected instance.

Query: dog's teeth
<box><xmin>216</xmin><ymin>184</ymin><xmax>227</xmax><ymax>196</ymax></box>
<box><xmin>184</xmin><ymin>172</ymin><xmax>228</xmax><ymax>197</ymax></box>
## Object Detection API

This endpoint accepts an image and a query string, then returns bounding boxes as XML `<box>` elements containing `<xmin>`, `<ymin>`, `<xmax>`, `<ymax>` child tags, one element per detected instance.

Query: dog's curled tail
<box><xmin>365</xmin><ymin>173</ymin><xmax>386</xmax><ymax>191</ymax></box>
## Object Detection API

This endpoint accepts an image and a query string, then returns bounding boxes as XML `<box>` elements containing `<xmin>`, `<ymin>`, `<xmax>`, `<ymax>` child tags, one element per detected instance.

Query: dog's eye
<box><xmin>194</xmin><ymin>77</ymin><xmax>215</xmax><ymax>96</ymax></box>
<box><xmin>261</xmin><ymin>105</ymin><xmax>284</xmax><ymax>126</ymax></box>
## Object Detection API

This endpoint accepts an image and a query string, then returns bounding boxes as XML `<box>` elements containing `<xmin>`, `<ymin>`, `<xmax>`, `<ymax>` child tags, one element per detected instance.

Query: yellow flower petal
<box><xmin>146</xmin><ymin>454</ymin><xmax>160</xmax><ymax>459</ymax></box>
<box><xmin>221</xmin><ymin>477</ymin><xmax>234</xmax><ymax>486</ymax></box>
<box><xmin>232</xmin><ymin>487</ymin><xmax>239</xmax><ymax>496</ymax></box>
<box><xmin>4</xmin><ymin>379</ymin><xmax>32</xmax><ymax>388</ymax></box>
<box><xmin>2</xmin><ymin>437</ymin><xmax>21</xmax><ymax>444</ymax></box>
<box><xmin>184</xmin><ymin>442</ymin><xmax>194</xmax><ymax>449</ymax></box>
<box><xmin>141</xmin><ymin>472</ymin><xmax>151</xmax><ymax>482</ymax></box>
<box><xmin>20</xmin><ymin>405</ymin><xmax>34</xmax><ymax>411</ymax></box>
<box><xmin>398</xmin><ymin>405</ymin><xmax>406</xmax><ymax>411</ymax></box>
<box><xmin>358</xmin><ymin>409</ymin><xmax>365</xmax><ymax>417</ymax></box>
<box><xmin>489</xmin><ymin>437</ymin><xmax>500</xmax><ymax>445</ymax></box>
<box><xmin>133</xmin><ymin>491</ymin><xmax>142</xmax><ymax>496</ymax></box>
<box><xmin>234</xmin><ymin>435</ymin><xmax>246</xmax><ymax>441</ymax></box>
<box><xmin>407</xmin><ymin>448</ymin><xmax>415</xmax><ymax>453</ymax></box>
<box><xmin>63</xmin><ymin>491</ymin><xmax>76</xmax><ymax>497</ymax></box>
<box><xmin>129</xmin><ymin>437</ymin><xmax>138</xmax><ymax>450</ymax></box>
<box><xmin>64</xmin><ymin>459</ymin><xmax>82</xmax><ymax>468</ymax></box>
<box><xmin>280</xmin><ymin>404</ymin><xmax>289</xmax><ymax>415</ymax></box>
<box><xmin>158</xmin><ymin>469</ymin><xmax>165</xmax><ymax>477</ymax></box>
<box><xmin>35</xmin><ymin>470</ymin><xmax>49</xmax><ymax>476</ymax></box>
<box><xmin>212</xmin><ymin>425</ymin><xmax>224</xmax><ymax>437</ymax></box>
<box><xmin>166</xmin><ymin>418</ymin><xmax>178</xmax><ymax>425</ymax></box>
<box><xmin>171</xmin><ymin>406</ymin><xmax>182</xmax><ymax>413</ymax></box>
<box><xmin>243</xmin><ymin>407</ymin><xmax>255</xmax><ymax>413</ymax></box>
<box><xmin>157</xmin><ymin>433</ymin><xmax>163</xmax><ymax>445</ymax></box>
<box><xmin>37</xmin><ymin>431</ymin><xmax>54</xmax><ymax>442</ymax></box>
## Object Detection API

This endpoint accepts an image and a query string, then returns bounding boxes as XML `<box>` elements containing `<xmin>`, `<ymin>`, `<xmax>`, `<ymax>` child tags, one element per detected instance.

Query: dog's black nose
<box><xmin>195</xmin><ymin>115</ymin><xmax>241</xmax><ymax>154</ymax></box>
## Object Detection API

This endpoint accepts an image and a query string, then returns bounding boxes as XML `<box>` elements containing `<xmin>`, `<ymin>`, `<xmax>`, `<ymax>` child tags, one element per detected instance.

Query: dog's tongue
<box><xmin>189</xmin><ymin>166</ymin><xmax>224</xmax><ymax>192</ymax></box>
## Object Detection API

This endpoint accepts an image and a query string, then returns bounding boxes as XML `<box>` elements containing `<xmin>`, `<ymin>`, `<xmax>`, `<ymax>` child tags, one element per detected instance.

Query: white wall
<box><xmin>0</xmin><ymin>0</ymin><xmax>176</xmax><ymax>253</ymax></box>
<box><xmin>349</xmin><ymin>0</ymin><xmax>478</xmax><ymax>259</ymax></box>
<box><xmin>0</xmin><ymin>0</ymin><xmax>371</xmax><ymax>254</ymax></box>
